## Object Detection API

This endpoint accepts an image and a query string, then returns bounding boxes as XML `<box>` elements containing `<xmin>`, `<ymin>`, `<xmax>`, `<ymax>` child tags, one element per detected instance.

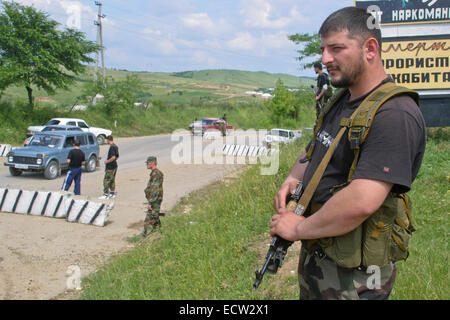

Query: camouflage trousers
<box><xmin>298</xmin><ymin>246</ymin><xmax>397</xmax><ymax>300</ymax></box>
<box><xmin>143</xmin><ymin>201</ymin><xmax>161</xmax><ymax>234</ymax></box>
<box><xmin>103</xmin><ymin>168</ymin><xmax>117</xmax><ymax>194</ymax></box>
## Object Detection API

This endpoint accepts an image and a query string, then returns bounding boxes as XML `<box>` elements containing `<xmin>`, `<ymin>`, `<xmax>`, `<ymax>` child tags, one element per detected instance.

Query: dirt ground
<box><xmin>0</xmin><ymin>137</ymin><xmax>245</xmax><ymax>300</ymax></box>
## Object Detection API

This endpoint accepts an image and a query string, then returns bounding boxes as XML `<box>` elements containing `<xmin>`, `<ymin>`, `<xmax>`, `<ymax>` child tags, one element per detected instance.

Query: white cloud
<box><xmin>142</xmin><ymin>27</ymin><xmax>162</xmax><ymax>36</ymax></box>
<box><xmin>180</xmin><ymin>12</ymin><xmax>215</xmax><ymax>30</ymax></box>
<box><xmin>227</xmin><ymin>32</ymin><xmax>257</xmax><ymax>51</ymax></box>
<box><xmin>179</xmin><ymin>12</ymin><xmax>232</xmax><ymax>35</ymax></box>
<box><xmin>240</xmin><ymin>0</ymin><xmax>292</xmax><ymax>29</ymax></box>
<box><xmin>12</xmin><ymin>0</ymin><xmax>96</xmax><ymax>30</ymax></box>
<box><xmin>190</xmin><ymin>51</ymin><xmax>218</xmax><ymax>67</ymax></box>
<box><xmin>227</xmin><ymin>31</ymin><xmax>291</xmax><ymax>50</ymax></box>
<box><xmin>156</xmin><ymin>39</ymin><xmax>178</xmax><ymax>55</ymax></box>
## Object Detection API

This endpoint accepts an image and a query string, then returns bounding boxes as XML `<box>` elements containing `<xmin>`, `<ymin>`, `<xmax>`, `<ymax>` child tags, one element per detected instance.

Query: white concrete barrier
<box><xmin>0</xmin><ymin>188</ymin><xmax>113</xmax><ymax>227</ymax></box>
<box><xmin>221</xmin><ymin>145</ymin><xmax>278</xmax><ymax>158</ymax></box>
<box><xmin>66</xmin><ymin>198</ymin><xmax>113</xmax><ymax>227</ymax></box>
<box><xmin>0</xmin><ymin>144</ymin><xmax>12</xmax><ymax>157</ymax></box>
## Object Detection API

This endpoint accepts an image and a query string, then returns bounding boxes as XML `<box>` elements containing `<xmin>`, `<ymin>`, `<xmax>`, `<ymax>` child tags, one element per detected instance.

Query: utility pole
<box><xmin>94</xmin><ymin>2</ymin><xmax>105</xmax><ymax>86</ymax></box>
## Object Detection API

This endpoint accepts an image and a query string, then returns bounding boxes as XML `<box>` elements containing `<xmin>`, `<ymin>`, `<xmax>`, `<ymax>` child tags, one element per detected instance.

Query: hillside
<box><xmin>170</xmin><ymin>69</ymin><xmax>310</xmax><ymax>88</ymax></box>
<box><xmin>2</xmin><ymin>68</ymin><xmax>314</xmax><ymax>108</ymax></box>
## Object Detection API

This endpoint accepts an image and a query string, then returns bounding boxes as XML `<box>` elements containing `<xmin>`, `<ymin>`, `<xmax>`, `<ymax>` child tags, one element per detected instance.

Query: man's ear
<box><xmin>364</xmin><ymin>37</ymin><xmax>380</xmax><ymax>61</ymax></box>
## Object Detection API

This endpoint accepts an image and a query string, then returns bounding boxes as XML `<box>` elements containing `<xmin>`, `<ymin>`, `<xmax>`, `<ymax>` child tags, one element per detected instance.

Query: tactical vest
<box><xmin>302</xmin><ymin>82</ymin><xmax>418</xmax><ymax>268</ymax></box>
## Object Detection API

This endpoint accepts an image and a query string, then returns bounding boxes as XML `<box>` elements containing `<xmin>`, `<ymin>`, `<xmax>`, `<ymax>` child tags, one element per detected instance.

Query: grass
<box><xmin>390</xmin><ymin>134</ymin><xmax>449</xmax><ymax>300</ymax></box>
<box><xmin>80</xmin><ymin>138</ymin><xmax>308</xmax><ymax>300</ymax></box>
<box><xmin>79</xmin><ymin>131</ymin><xmax>448</xmax><ymax>300</ymax></box>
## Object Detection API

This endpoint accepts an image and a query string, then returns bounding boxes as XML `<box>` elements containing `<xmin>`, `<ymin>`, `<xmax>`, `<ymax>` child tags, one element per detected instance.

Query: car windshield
<box><xmin>46</xmin><ymin>120</ymin><xmax>60</xmax><ymax>125</ymax></box>
<box><xmin>270</xmin><ymin>130</ymin><xmax>289</xmax><ymax>137</ymax></box>
<box><xmin>202</xmin><ymin>119</ymin><xmax>216</xmax><ymax>125</ymax></box>
<box><xmin>29</xmin><ymin>135</ymin><xmax>63</xmax><ymax>148</ymax></box>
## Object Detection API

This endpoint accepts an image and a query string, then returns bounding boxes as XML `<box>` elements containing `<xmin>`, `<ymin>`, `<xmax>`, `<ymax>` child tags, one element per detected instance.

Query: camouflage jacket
<box><xmin>145</xmin><ymin>168</ymin><xmax>164</xmax><ymax>203</ymax></box>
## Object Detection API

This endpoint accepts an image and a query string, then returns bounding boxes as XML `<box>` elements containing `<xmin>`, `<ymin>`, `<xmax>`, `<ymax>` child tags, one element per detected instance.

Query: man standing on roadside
<box><xmin>270</xmin><ymin>7</ymin><xmax>425</xmax><ymax>300</ymax></box>
<box><xmin>314</xmin><ymin>62</ymin><xmax>331</xmax><ymax>117</ymax></box>
<box><xmin>62</xmin><ymin>140</ymin><xmax>85</xmax><ymax>195</ymax></box>
<box><xmin>99</xmin><ymin>135</ymin><xmax>119</xmax><ymax>199</ymax></box>
<box><xmin>142</xmin><ymin>156</ymin><xmax>164</xmax><ymax>237</ymax></box>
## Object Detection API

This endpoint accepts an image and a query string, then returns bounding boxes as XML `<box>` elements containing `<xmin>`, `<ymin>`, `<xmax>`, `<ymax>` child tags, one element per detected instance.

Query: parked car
<box><xmin>42</xmin><ymin>125</ymin><xmax>83</xmax><ymax>132</ymax></box>
<box><xmin>188</xmin><ymin>117</ymin><xmax>233</xmax><ymax>135</ymax></box>
<box><xmin>24</xmin><ymin>125</ymin><xmax>83</xmax><ymax>146</ymax></box>
<box><xmin>5</xmin><ymin>131</ymin><xmax>100</xmax><ymax>179</ymax></box>
<box><xmin>27</xmin><ymin>118</ymin><xmax>112</xmax><ymax>144</ymax></box>
<box><xmin>263</xmin><ymin>128</ymin><xmax>301</xmax><ymax>147</ymax></box>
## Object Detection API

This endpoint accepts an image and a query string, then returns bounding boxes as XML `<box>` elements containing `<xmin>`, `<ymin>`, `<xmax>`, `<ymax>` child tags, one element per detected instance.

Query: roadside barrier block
<box><xmin>221</xmin><ymin>145</ymin><xmax>275</xmax><ymax>158</ymax></box>
<box><xmin>0</xmin><ymin>188</ymin><xmax>113</xmax><ymax>227</ymax></box>
<box><xmin>0</xmin><ymin>144</ymin><xmax>12</xmax><ymax>157</ymax></box>
<box><xmin>66</xmin><ymin>199</ymin><xmax>113</xmax><ymax>227</ymax></box>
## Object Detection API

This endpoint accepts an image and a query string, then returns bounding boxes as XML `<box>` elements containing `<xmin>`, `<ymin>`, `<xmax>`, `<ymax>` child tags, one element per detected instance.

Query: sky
<box><xmin>10</xmin><ymin>0</ymin><xmax>355</xmax><ymax>77</ymax></box>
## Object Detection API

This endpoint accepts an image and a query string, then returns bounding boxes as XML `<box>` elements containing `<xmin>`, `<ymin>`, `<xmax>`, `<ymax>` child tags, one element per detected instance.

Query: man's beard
<box><xmin>327</xmin><ymin>54</ymin><xmax>365</xmax><ymax>88</ymax></box>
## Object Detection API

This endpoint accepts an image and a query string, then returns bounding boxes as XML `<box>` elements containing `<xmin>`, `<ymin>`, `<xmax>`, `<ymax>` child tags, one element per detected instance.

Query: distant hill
<box><xmin>170</xmin><ymin>69</ymin><xmax>311</xmax><ymax>88</ymax></box>
<box><xmin>2</xmin><ymin>67</ymin><xmax>314</xmax><ymax>107</ymax></box>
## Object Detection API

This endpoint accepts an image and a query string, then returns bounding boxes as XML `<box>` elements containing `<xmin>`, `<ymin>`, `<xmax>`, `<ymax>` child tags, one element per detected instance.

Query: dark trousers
<box><xmin>62</xmin><ymin>167</ymin><xmax>82</xmax><ymax>195</ymax></box>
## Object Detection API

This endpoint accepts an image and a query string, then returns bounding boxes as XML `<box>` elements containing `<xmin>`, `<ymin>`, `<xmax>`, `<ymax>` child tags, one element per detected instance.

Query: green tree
<box><xmin>269</xmin><ymin>79</ymin><xmax>295</xmax><ymax>124</ymax></box>
<box><xmin>95</xmin><ymin>75</ymin><xmax>144</xmax><ymax>116</ymax></box>
<box><xmin>0</xmin><ymin>1</ymin><xmax>98</xmax><ymax>109</ymax></box>
<box><xmin>288</xmin><ymin>33</ymin><xmax>322</xmax><ymax>70</ymax></box>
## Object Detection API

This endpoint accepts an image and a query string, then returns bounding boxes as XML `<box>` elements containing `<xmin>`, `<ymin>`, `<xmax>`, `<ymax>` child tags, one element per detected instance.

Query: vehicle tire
<box><xmin>9</xmin><ymin>167</ymin><xmax>23</xmax><ymax>176</ymax></box>
<box><xmin>96</xmin><ymin>134</ymin><xmax>106</xmax><ymax>145</ymax></box>
<box><xmin>85</xmin><ymin>155</ymin><xmax>97</xmax><ymax>172</ymax></box>
<box><xmin>44</xmin><ymin>161</ymin><xmax>59</xmax><ymax>180</ymax></box>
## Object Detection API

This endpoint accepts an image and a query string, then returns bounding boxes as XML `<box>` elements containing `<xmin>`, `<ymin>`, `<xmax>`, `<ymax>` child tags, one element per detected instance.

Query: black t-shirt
<box><xmin>106</xmin><ymin>144</ymin><xmax>119</xmax><ymax>170</ymax></box>
<box><xmin>303</xmin><ymin>79</ymin><xmax>426</xmax><ymax>204</ymax></box>
<box><xmin>67</xmin><ymin>149</ymin><xmax>85</xmax><ymax>169</ymax></box>
<box><xmin>316</xmin><ymin>73</ymin><xmax>329</xmax><ymax>94</ymax></box>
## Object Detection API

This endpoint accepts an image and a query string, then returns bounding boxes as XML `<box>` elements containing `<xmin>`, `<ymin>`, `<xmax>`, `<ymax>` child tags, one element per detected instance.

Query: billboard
<box><xmin>355</xmin><ymin>0</ymin><xmax>450</xmax><ymax>25</ymax></box>
<box><xmin>382</xmin><ymin>38</ymin><xmax>450</xmax><ymax>90</ymax></box>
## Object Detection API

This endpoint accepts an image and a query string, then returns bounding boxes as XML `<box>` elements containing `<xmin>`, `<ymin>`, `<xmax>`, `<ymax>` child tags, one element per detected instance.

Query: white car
<box><xmin>263</xmin><ymin>128</ymin><xmax>301</xmax><ymax>147</ymax></box>
<box><xmin>27</xmin><ymin>118</ymin><xmax>112</xmax><ymax>144</ymax></box>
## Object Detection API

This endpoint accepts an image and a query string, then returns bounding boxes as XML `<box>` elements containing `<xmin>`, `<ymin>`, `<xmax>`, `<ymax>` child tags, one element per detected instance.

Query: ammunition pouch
<box><xmin>305</xmin><ymin>192</ymin><xmax>415</xmax><ymax>268</ymax></box>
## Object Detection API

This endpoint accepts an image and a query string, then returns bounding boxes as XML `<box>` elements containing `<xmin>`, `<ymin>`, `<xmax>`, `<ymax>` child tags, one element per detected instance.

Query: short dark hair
<box><xmin>106</xmin><ymin>135</ymin><xmax>113</xmax><ymax>141</ymax></box>
<box><xmin>319</xmin><ymin>7</ymin><xmax>382</xmax><ymax>52</ymax></box>
<box><xmin>73</xmin><ymin>140</ymin><xmax>81</xmax><ymax>146</ymax></box>
<box><xmin>313</xmin><ymin>62</ymin><xmax>322</xmax><ymax>70</ymax></box>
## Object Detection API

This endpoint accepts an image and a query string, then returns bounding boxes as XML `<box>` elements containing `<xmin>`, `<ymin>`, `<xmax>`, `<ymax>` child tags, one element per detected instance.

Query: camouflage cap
<box><xmin>146</xmin><ymin>156</ymin><xmax>157</xmax><ymax>163</ymax></box>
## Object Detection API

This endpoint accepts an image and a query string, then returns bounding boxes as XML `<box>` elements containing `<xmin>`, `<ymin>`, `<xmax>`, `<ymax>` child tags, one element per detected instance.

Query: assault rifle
<box><xmin>252</xmin><ymin>181</ymin><xmax>305</xmax><ymax>291</ymax></box>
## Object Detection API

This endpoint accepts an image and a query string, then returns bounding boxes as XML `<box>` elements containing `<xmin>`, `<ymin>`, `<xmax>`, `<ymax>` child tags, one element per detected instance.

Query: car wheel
<box><xmin>44</xmin><ymin>161</ymin><xmax>59</xmax><ymax>180</ymax></box>
<box><xmin>9</xmin><ymin>167</ymin><xmax>23</xmax><ymax>176</ymax></box>
<box><xmin>97</xmin><ymin>134</ymin><xmax>106</xmax><ymax>145</ymax></box>
<box><xmin>85</xmin><ymin>155</ymin><xmax>97</xmax><ymax>172</ymax></box>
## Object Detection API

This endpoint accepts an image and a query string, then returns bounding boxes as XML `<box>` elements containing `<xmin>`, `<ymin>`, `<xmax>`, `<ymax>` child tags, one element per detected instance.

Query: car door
<box><xmin>77</xmin><ymin>134</ymin><xmax>91</xmax><ymax>160</ymax></box>
<box><xmin>61</xmin><ymin>135</ymin><xmax>75</xmax><ymax>170</ymax></box>
<box><xmin>77</xmin><ymin>121</ymin><xmax>90</xmax><ymax>133</ymax></box>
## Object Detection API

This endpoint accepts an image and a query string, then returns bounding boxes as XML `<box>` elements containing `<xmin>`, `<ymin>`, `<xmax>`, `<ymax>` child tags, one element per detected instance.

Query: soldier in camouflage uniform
<box><xmin>142</xmin><ymin>156</ymin><xmax>164</xmax><ymax>236</ymax></box>
<box><xmin>270</xmin><ymin>7</ymin><xmax>425</xmax><ymax>300</ymax></box>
